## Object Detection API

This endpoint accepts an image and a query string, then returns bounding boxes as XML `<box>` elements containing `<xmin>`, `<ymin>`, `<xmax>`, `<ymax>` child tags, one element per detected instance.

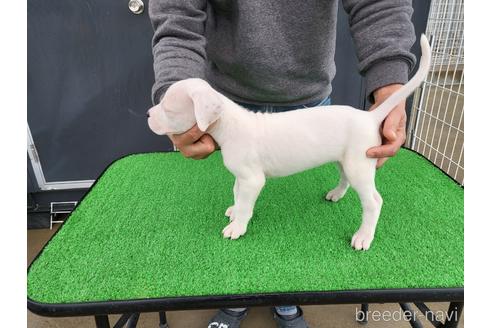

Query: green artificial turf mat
<box><xmin>27</xmin><ymin>149</ymin><xmax>464</xmax><ymax>304</ymax></box>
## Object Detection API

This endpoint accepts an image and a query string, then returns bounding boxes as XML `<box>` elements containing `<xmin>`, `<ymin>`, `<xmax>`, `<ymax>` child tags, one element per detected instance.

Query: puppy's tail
<box><xmin>371</xmin><ymin>34</ymin><xmax>431</xmax><ymax>123</ymax></box>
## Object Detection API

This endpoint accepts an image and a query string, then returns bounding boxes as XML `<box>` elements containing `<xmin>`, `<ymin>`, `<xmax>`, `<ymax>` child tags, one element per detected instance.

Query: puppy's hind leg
<box><xmin>222</xmin><ymin>174</ymin><xmax>265</xmax><ymax>240</ymax></box>
<box><xmin>342</xmin><ymin>159</ymin><xmax>382</xmax><ymax>251</ymax></box>
<box><xmin>325</xmin><ymin>162</ymin><xmax>350</xmax><ymax>202</ymax></box>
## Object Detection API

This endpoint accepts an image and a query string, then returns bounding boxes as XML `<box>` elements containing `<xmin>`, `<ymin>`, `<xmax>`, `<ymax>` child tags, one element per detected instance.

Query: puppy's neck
<box><xmin>207</xmin><ymin>100</ymin><xmax>255</xmax><ymax>147</ymax></box>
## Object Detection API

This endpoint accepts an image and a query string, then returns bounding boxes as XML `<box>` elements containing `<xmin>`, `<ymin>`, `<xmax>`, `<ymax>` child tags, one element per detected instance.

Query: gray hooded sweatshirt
<box><xmin>149</xmin><ymin>0</ymin><xmax>416</xmax><ymax>106</ymax></box>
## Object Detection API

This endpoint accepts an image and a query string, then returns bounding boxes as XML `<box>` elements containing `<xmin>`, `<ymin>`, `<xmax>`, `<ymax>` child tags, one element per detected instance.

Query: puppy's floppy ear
<box><xmin>191</xmin><ymin>89</ymin><xmax>224</xmax><ymax>132</ymax></box>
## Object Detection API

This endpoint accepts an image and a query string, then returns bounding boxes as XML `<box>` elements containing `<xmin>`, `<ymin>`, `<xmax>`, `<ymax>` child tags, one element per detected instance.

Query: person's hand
<box><xmin>169</xmin><ymin>125</ymin><xmax>217</xmax><ymax>160</ymax></box>
<box><xmin>366</xmin><ymin>84</ymin><xmax>407</xmax><ymax>168</ymax></box>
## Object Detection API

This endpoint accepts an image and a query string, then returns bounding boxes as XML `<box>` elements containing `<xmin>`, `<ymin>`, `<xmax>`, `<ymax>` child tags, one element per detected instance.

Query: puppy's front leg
<box><xmin>225</xmin><ymin>178</ymin><xmax>238</xmax><ymax>220</ymax></box>
<box><xmin>222</xmin><ymin>174</ymin><xmax>265</xmax><ymax>239</ymax></box>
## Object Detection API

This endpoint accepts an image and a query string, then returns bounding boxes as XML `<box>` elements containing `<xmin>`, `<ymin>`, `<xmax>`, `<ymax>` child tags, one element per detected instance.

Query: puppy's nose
<box><xmin>146</xmin><ymin>110</ymin><xmax>150</xmax><ymax>118</ymax></box>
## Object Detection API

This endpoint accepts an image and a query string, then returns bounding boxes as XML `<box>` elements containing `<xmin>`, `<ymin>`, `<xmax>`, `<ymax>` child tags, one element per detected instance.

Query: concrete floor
<box><xmin>28</xmin><ymin>227</ymin><xmax>463</xmax><ymax>328</ymax></box>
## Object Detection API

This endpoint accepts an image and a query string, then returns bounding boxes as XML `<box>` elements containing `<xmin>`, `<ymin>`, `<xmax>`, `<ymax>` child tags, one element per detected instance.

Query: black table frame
<box><xmin>28</xmin><ymin>149</ymin><xmax>464</xmax><ymax>327</ymax></box>
<box><xmin>28</xmin><ymin>287</ymin><xmax>463</xmax><ymax>327</ymax></box>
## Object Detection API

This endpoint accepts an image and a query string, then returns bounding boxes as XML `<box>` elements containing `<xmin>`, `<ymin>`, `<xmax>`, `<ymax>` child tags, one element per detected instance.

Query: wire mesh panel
<box><xmin>407</xmin><ymin>0</ymin><xmax>464</xmax><ymax>185</ymax></box>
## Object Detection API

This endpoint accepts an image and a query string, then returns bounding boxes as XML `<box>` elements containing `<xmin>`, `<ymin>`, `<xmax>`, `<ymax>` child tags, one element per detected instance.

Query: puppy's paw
<box><xmin>325</xmin><ymin>187</ymin><xmax>347</xmax><ymax>202</ymax></box>
<box><xmin>351</xmin><ymin>229</ymin><xmax>375</xmax><ymax>251</ymax></box>
<box><xmin>225</xmin><ymin>206</ymin><xmax>234</xmax><ymax>219</ymax></box>
<box><xmin>222</xmin><ymin>221</ymin><xmax>247</xmax><ymax>240</ymax></box>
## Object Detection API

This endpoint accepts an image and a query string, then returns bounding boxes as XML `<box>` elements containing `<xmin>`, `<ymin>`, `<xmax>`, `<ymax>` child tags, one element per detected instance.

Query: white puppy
<box><xmin>148</xmin><ymin>35</ymin><xmax>431</xmax><ymax>250</ymax></box>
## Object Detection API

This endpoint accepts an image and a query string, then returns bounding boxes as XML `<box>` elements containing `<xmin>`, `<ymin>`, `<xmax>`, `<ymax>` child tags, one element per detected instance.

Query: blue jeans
<box><xmin>228</xmin><ymin>96</ymin><xmax>331</xmax><ymax>316</ymax></box>
<box><xmin>236</xmin><ymin>96</ymin><xmax>331</xmax><ymax>113</ymax></box>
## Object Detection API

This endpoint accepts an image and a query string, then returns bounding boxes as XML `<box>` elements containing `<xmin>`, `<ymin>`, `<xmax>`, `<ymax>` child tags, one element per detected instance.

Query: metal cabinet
<box><xmin>27</xmin><ymin>0</ymin><xmax>172</xmax><ymax>192</ymax></box>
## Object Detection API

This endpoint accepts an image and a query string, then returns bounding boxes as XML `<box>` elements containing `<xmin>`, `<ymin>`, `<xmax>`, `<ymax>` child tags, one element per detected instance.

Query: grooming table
<box><xmin>27</xmin><ymin>149</ymin><xmax>464</xmax><ymax>328</ymax></box>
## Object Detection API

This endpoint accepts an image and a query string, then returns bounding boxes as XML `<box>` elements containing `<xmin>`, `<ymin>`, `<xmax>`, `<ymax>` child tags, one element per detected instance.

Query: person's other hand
<box><xmin>366</xmin><ymin>84</ymin><xmax>407</xmax><ymax>168</ymax></box>
<box><xmin>169</xmin><ymin>125</ymin><xmax>217</xmax><ymax>160</ymax></box>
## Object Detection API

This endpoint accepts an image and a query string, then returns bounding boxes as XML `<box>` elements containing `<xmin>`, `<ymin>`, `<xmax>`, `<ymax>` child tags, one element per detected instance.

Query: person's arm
<box><xmin>342</xmin><ymin>0</ymin><xmax>416</xmax><ymax>167</ymax></box>
<box><xmin>149</xmin><ymin>0</ymin><xmax>215</xmax><ymax>159</ymax></box>
<box><xmin>149</xmin><ymin>0</ymin><xmax>207</xmax><ymax>105</ymax></box>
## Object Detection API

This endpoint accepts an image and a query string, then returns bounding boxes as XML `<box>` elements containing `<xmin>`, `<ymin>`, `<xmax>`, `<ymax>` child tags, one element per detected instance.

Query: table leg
<box><xmin>94</xmin><ymin>315</ymin><xmax>110</xmax><ymax>328</ymax></box>
<box><xmin>443</xmin><ymin>302</ymin><xmax>464</xmax><ymax>328</ymax></box>
<box><xmin>126</xmin><ymin>313</ymin><xmax>140</xmax><ymax>328</ymax></box>
<box><xmin>159</xmin><ymin>311</ymin><xmax>169</xmax><ymax>328</ymax></box>
<box><xmin>356</xmin><ymin>303</ymin><xmax>369</xmax><ymax>324</ymax></box>
<box><xmin>399</xmin><ymin>303</ymin><xmax>424</xmax><ymax>328</ymax></box>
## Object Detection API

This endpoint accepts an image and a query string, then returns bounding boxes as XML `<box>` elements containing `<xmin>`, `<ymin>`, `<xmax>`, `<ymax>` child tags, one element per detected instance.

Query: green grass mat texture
<box><xmin>28</xmin><ymin>149</ymin><xmax>464</xmax><ymax>304</ymax></box>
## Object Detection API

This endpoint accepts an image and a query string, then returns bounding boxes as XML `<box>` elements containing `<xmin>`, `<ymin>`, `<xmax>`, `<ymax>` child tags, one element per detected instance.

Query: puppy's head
<box><xmin>147</xmin><ymin>79</ymin><xmax>224</xmax><ymax>135</ymax></box>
